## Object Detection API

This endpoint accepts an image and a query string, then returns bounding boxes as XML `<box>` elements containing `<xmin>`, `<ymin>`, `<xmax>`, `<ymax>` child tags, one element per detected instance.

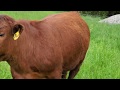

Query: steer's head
<box><xmin>0</xmin><ymin>15</ymin><xmax>24</xmax><ymax>53</ymax></box>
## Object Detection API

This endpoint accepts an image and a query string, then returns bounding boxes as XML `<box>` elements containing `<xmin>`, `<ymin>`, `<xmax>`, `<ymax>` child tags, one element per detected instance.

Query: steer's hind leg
<box><xmin>62</xmin><ymin>71</ymin><xmax>67</xmax><ymax>79</ymax></box>
<box><xmin>68</xmin><ymin>60</ymin><xmax>83</xmax><ymax>79</ymax></box>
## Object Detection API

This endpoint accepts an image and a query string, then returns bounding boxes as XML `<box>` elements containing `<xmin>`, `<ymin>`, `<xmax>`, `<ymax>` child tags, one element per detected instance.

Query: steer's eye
<box><xmin>0</xmin><ymin>34</ymin><xmax>5</xmax><ymax>37</ymax></box>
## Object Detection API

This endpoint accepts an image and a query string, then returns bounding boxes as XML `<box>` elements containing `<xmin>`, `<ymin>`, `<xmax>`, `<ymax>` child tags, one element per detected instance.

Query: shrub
<box><xmin>79</xmin><ymin>11</ymin><xmax>109</xmax><ymax>18</ymax></box>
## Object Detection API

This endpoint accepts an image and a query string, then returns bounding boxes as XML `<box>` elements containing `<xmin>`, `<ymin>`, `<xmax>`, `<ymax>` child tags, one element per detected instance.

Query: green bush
<box><xmin>80</xmin><ymin>11</ymin><xmax>109</xmax><ymax>18</ymax></box>
<box><xmin>107</xmin><ymin>11</ymin><xmax>120</xmax><ymax>16</ymax></box>
<box><xmin>80</xmin><ymin>11</ymin><xmax>120</xmax><ymax>18</ymax></box>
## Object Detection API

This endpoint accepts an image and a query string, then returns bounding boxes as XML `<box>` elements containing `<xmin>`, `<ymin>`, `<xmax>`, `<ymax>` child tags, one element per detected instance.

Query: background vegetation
<box><xmin>80</xmin><ymin>11</ymin><xmax>120</xmax><ymax>18</ymax></box>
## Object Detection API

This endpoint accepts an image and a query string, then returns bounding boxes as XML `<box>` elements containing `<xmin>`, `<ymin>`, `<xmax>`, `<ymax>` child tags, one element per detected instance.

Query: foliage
<box><xmin>80</xmin><ymin>11</ymin><xmax>108</xmax><ymax>18</ymax></box>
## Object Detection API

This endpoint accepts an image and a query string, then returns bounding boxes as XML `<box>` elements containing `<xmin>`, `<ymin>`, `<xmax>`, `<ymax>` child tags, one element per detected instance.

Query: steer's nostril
<box><xmin>0</xmin><ymin>34</ymin><xmax>5</xmax><ymax>37</ymax></box>
<box><xmin>0</xmin><ymin>53</ymin><xmax>5</xmax><ymax>57</ymax></box>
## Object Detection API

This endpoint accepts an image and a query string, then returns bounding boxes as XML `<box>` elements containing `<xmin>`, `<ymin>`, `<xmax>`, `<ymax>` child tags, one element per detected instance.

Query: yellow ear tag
<box><xmin>13</xmin><ymin>31</ymin><xmax>20</xmax><ymax>40</ymax></box>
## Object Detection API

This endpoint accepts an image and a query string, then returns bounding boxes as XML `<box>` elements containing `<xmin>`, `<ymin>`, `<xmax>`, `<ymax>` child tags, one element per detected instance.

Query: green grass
<box><xmin>75</xmin><ymin>15</ymin><xmax>120</xmax><ymax>79</ymax></box>
<box><xmin>0</xmin><ymin>11</ymin><xmax>62</xmax><ymax>20</ymax></box>
<box><xmin>0</xmin><ymin>11</ymin><xmax>120</xmax><ymax>79</ymax></box>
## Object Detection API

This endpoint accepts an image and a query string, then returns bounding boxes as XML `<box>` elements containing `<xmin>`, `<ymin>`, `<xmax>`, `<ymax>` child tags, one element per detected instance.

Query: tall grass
<box><xmin>0</xmin><ymin>11</ymin><xmax>120</xmax><ymax>79</ymax></box>
<box><xmin>0</xmin><ymin>11</ymin><xmax>61</xmax><ymax>20</ymax></box>
<box><xmin>75</xmin><ymin>15</ymin><xmax>120</xmax><ymax>79</ymax></box>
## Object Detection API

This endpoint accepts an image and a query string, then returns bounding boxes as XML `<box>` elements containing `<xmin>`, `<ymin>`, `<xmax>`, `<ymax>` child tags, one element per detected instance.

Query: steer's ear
<box><xmin>12</xmin><ymin>24</ymin><xmax>24</xmax><ymax>40</ymax></box>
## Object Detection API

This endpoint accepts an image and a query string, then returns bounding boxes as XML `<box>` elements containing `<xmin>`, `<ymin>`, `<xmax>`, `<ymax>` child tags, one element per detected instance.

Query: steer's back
<box><xmin>39</xmin><ymin>11</ymin><xmax>90</xmax><ymax>71</ymax></box>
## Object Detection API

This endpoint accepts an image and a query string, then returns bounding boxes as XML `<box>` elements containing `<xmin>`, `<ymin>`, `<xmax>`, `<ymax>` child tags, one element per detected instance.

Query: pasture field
<box><xmin>0</xmin><ymin>11</ymin><xmax>120</xmax><ymax>79</ymax></box>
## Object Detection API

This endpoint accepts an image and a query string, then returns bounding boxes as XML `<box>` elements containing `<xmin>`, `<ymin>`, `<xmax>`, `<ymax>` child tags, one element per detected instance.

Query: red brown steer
<box><xmin>0</xmin><ymin>11</ymin><xmax>90</xmax><ymax>79</ymax></box>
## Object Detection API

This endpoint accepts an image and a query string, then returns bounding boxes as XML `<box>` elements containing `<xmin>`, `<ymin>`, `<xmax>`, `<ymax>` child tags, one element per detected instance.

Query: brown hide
<box><xmin>0</xmin><ymin>12</ymin><xmax>90</xmax><ymax>79</ymax></box>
